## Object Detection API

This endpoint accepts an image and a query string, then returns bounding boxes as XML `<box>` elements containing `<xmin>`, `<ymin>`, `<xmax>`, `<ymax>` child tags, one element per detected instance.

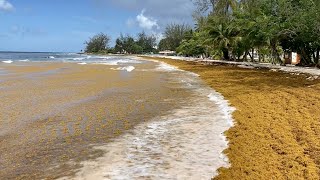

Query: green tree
<box><xmin>136</xmin><ymin>31</ymin><xmax>157</xmax><ymax>53</ymax></box>
<box><xmin>158</xmin><ymin>38</ymin><xmax>171</xmax><ymax>51</ymax></box>
<box><xmin>85</xmin><ymin>33</ymin><xmax>110</xmax><ymax>53</ymax></box>
<box><xmin>193</xmin><ymin>0</ymin><xmax>237</xmax><ymax>16</ymax></box>
<box><xmin>115</xmin><ymin>32</ymin><xmax>156</xmax><ymax>54</ymax></box>
<box><xmin>205</xmin><ymin>16</ymin><xmax>240</xmax><ymax>60</ymax></box>
<box><xmin>158</xmin><ymin>23</ymin><xmax>192</xmax><ymax>51</ymax></box>
<box><xmin>177</xmin><ymin>32</ymin><xmax>205</xmax><ymax>57</ymax></box>
<box><xmin>114</xmin><ymin>33</ymin><xmax>125</xmax><ymax>53</ymax></box>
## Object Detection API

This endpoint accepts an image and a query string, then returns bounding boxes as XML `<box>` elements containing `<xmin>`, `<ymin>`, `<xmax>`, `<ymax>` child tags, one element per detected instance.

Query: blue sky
<box><xmin>0</xmin><ymin>0</ymin><xmax>195</xmax><ymax>52</ymax></box>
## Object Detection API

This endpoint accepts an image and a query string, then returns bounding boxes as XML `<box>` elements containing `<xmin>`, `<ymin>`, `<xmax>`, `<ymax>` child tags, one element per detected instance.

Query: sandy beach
<box><xmin>143</xmin><ymin>56</ymin><xmax>320</xmax><ymax>179</ymax></box>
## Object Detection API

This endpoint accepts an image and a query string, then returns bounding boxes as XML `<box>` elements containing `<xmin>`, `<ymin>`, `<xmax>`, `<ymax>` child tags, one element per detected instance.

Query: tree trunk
<box><xmin>222</xmin><ymin>48</ymin><xmax>230</xmax><ymax>60</ymax></box>
<box><xmin>248</xmin><ymin>51</ymin><xmax>253</xmax><ymax>62</ymax></box>
<box><xmin>316</xmin><ymin>48</ymin><xmax>320</xmax><ymax>65</ymax></box>
<box><xmin>247</xmin><ymin>49</ymin><xmax>254</xmax><ymax>62</ymax></box>
<box><xmin>271</xmin><ymin>42</ymin><xmax>282</xmax><ymax>65</ymax></box>
<box><xmin>299</xmin><ymin>48</ymin><xmax>310</xmax><ymax>66</ymax></box>
<box><xmin>243</xmin><ymin>51</ymin><xmax>249</xmax><ymax>61</ymax></box>
<box><xmin>258</xmin><ymin>47</ymin><xmax>262</xmax><ymax>62</ymax></box>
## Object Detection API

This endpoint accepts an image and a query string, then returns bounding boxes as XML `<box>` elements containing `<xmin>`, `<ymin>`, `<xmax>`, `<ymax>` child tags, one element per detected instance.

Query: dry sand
<box><xmin>143</xmin><ymin>56</ymin><xmax>320</xmax><ymax>179</ymax></box>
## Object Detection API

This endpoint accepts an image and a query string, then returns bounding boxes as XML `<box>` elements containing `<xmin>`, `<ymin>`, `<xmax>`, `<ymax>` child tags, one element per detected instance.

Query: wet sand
<box><xmin>143</xmin><ymin>56</ymin><xmax>320</xmax><ymax>179</ymax></box>
<box><xmin>0</xmin><ymin>61</ymin><xmax>192</xmax><ymax>179</ymax></box>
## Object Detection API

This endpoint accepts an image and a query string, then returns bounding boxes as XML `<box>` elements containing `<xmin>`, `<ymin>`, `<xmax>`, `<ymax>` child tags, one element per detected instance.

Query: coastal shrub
<box><xmin>85</xmin><ymin>33</ymin><xmax>110</xmax><ymax>53</ymax></box>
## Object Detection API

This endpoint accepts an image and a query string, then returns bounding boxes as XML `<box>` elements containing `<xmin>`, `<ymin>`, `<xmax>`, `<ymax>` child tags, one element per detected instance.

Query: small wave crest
<box><xmin>111</xmin><ymin>66</ymin><xmax>135</xmax><ymax>72</ymax></box>
<box><xmin>95</xmin><ymin>59</ymin><xmax>142</xmax><ymax>66</ymax></box>
<box><xmin>69</xmin><ymin>58</ymin><xmax>86</xmax><ymax>61</ymax></box>
<box><xmin>19</xmin><ymin>59</ymin><xmax>30</xmax><ymax>62</ymax></box>
<box><xmin>96</xmin><ymin>61</ymin><xmax>119</xmax><ymax>66</ymax></box>
<box><xmin>2</xmin><ymin>60</ymin><xmax>13</xmax><ymax>64</ymax></box>
<box><xmin>156</xmin><ymin>63</ymin><xmax>179</xmax><ymax>71</ymax></box>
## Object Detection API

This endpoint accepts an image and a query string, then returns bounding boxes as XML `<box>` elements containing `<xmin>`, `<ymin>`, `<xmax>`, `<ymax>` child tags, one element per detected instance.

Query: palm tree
<box><xmin>214</xmin><ymin>0</ymin><xmax>237</xmax><ymax>16</ymax></box>
<box><xmin>205</xmin><ymin>17</ymin><xmax>240</xmax><ymax>60</ymax></box>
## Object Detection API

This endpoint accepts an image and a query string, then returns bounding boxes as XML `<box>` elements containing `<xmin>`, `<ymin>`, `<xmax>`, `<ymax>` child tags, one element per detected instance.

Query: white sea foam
<box><xmin>154</xmin><ymin>62</ymin><xmax>201</xmax><ymax>78</ymax></box>
<box><xmin>78</xmin><ymin>62</ymin><xmax>87</xmax><ymax>65</ymax></box>
<box><xmin>2</xmin><ymin>60</ymin><xmax>13</xmax><ymax>64</ymax></box>
<box><xmin>111</xmin><ymin>66</ymin><xmax>135</xmax><ymax>72</ymax></box>
<box><xmin>187</xmin><ymin>71</ymin><xmax>200</xmax><ymax>77</ymax></box>
<box><xmin>208</xmin><ymin>93</ymin><xmax>235</xmax><ymax>127</ymax></box>
<box><xmin>60</xmin><ymin>62</ymin><xmax>235</xmax><ymax>180</ymax></box>
<box><xmin>19</xmin><ymin>59</ymin><xmax>30</xmax><ymax>62</ymax></box>
<box><xmin>49</xmin><ymin>56</ymin><xmax>55</xmax><ymax>59</ymax></box>
<box><xmin>116</xmin><ymin>59</ymin><xmax>142</xmax><ymax>64</ymax></box>
<box><xmin>95</xmin><ymin>56</ymin><xmax>112</xmax><ymax>59</ymax></box>
<box><xmin>96</xmin><ymin>59</ymin><xmax>142</xmax><ymax>66</ymax></box>
<box><xmin>96</xmin><ymin>61</ymin><xmax>119</xmax><ymax>66</ymax></box>
<box><xmin>62</xmin><ymin>93</ymin><xmax>234</xmax><ymax>180</ymax></box>
<box><xmin>156</xmin><ymin>62</ymin><xmax>179</xmax><ymax>71</ymax></box>
<box><xmin>70</xmin><ymin>58</ymin><xmax>86</xmax><ymax>61</ymax></box>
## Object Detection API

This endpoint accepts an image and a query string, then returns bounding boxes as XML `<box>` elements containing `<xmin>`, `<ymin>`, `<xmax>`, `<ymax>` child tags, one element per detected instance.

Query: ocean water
<box><xmin>0</xmin><ymin>51</ymin><xmax>139</xmax><ymax>65</ymax></box>
<box><xmin>0</xmin><ymin>53</ymin><xmax>235</xmax><ymax>179</ymax></box>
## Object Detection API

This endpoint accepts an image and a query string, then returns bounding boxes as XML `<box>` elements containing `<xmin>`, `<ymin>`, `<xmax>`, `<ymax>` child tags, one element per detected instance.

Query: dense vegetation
<box><xmin>85</xmin><ymin>31</ymin><xmax>157</xmax><ymax>54</ymax></box>
<box><xmin>114</xmin><ymin>32</ymin><xmax>157</xmax><ymax>54</ymax></box>
<box><xmin>176</xmin><ymin>0</ymin><xmax>320</xmax><ymax>66</ymax></box>
<box><xmin>85</xmin><ymin>0</ymin><xmax>320</xmax><ymax>66</ymax></box>
<box><xmin>158</xmin><ymin>23</ymin><xmax>193</xmax><ymax>51</ymax></box>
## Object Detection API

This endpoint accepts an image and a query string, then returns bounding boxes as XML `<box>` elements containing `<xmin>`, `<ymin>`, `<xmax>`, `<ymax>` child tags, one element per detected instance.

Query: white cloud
<box><xmin>136</xmin><ymin>9</ymin><xmax>159</xmax><ymax>30</ymax></box>
<box><xmin>106</xmin><ymin>0</ymin><xmax>195</xmax><ymax>26</ymax></box>
<box><xmin>0</xmin><ymin>0</ymin><xmax>14</xmax><ymax>11</ymax></box>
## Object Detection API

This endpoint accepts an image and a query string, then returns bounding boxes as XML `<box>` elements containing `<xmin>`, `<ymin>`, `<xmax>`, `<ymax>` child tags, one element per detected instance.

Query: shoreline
<box><xmin>141</xmin><ymin>56</ymin><xmax>320</xmax><ymax>179</ymax></box>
